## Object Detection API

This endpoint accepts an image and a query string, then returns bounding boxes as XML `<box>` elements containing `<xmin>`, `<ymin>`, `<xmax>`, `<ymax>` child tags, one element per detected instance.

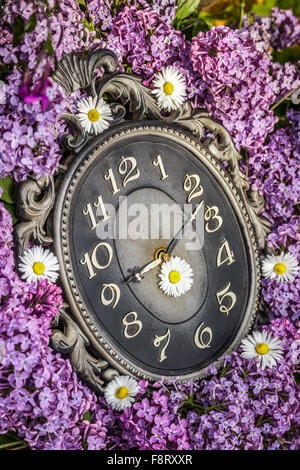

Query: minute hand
<box><xmin>166</xmin><ymin>201</ymin><xmax>204</xmax><ymax>255</ymax></box>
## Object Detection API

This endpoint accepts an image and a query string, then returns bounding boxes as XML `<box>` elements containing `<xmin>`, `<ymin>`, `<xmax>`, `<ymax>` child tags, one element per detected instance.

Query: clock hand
<box><xmin>125</xmin><ymin>202</ymin><xmax>203</xmax><ymax>284</ymax></box>
<box><xmin>125</xmin><ymin>257</ymin><xmax>163</xmax><ymax>284</ymax></box>
<box><xmin>166</xmin><ymin>200</ymin><xmax>204</xmax><ymax>255</ymax></box>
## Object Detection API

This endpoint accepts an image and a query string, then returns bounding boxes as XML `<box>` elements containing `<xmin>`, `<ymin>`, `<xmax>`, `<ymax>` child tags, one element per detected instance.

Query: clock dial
<box><xmin>55</xmin><ymin>123</ymin><xmax>258</xmax><ymax>381</ymax></box>
<box><xmin>114</xmin><ymin>187</ymin><xmax>207</xmax><ymax>324</ymax></box>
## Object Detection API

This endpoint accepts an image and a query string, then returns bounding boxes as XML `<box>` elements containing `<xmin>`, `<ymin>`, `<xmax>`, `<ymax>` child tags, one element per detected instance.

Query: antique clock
<box><xmin>15</xmin><ymin>50</ymin><xmax>271</xmax><ymax>392</ymax></box>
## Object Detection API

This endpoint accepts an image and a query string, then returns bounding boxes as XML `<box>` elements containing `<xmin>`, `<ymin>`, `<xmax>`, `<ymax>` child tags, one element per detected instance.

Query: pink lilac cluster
<box><xmin>270</xmin><ymin>61</ymin><xmax>300</xmax><ymax>104</ymax></box>
<box><xmin>248</xmin><ymin>112</ymin><xmax>300</xmax><ymax>220</ymax></box>
<box><xmin>247</xmin><ymin>109</ymin><xmax>300</xmax><ymax>323</ymax></box>
<box><xmin>0</xmin><ymin>0</ymin><xmax>100</xmax><ymax>181</ymax></box>
<box><xmin>127</xmin><ymin>0</ymin><xmax>177</xmax><ymax>25</ymax></box>
<box><xmin>261</xmin><ymin>217</ymin><xmax>300</xmax><ymax>323</ymax></box>
<box><xmin>0</xmin><ymin>68</ymin><xmax>68</xmax><ymax>181</ymax></box>
<box><xmin>103</xmin><ymin>5</ymin><xmax>187</xmax><ymax>79</ymax></box>
<box><xmin>0</xmin><ymin>199</ymin><xmax>105</xmax><ymax>450</ymax></box>
<box><xmin>92</xmin><ymin>7</ymin><xmax>299</xmax><ymax>155</ymax></box>
<box><xmin>87</xmin><ymin>0</ymin><xmax>176</xmax><ymax>31</ymax></box>
<box><xmin>189</xmin><ymin>26</ymin><xmax>292</xmax><ymax>152</ymax></box>
<box><xmin>87</xmin><ymin>0</ymin><xmax>114</xmax><ymax>30</ymax></box>
<box><xmin>243</xmin><ymin>8</ymin><xmax>300</xmax><ymax>54</ymax></box>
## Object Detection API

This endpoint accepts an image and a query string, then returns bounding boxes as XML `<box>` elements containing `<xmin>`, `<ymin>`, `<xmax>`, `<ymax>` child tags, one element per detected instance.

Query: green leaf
<box><xmin>0</xmin><ymin>177</ymin><xmax>15</xmax><ymax>204</ymax></box>
<box><xmin>78</xmin><ymin>0</ymin><xmax>88</xmax><ymax>12</ymax></box>
<box><xmin>12</xmin><ymin>15</ymin><xmax>25</xmax><ymax>47</ymax></box>
<box><xmin>82</xmin><ymin>18</ymin><xmax>94</xmax><ymax>32</ymax></box>
<box><xmin>294</xmin><ymin>372</ymin><xmax>300</xmax><ymax>386</ymax></box>
<box><xmin>25</xmin><ymin>13</ymin><xmax>37</xmax><ymax>33</ymax></box>
<box><xmin>82</xmin><ymin>410</ymin><xmax>92</xmax><ymax>422</ymax></box>
<box><xmin>175</xmin><ymin>0</ymin><xmax>201</xmax><ymax>22</ymax></box>
<box><xmin>277</xmin><ymin>0</ymin><xmax>300</xmax><ymax>16</ymax></box>
<box><xmin>3</xmin><ymin>201</ymin><xmax>18</xmax><ymax>225</ymax></box>
<box><xmin>251</xmin><ymin>5</ymin><xmax>271</xmax><ymax>16</ymax></box>
<box><xmin>251</xmin><ymin>0</ymin><xmax>276</xmax><ymax>16</ymax></box>
<box><xmin>272</xmin><ymin>46</ymin><xmax>300</xmax><ymax>65</ymax></box>
<box><xmin>198</xmin><ymin>12</ymin><xmax>213</xmax><ymax>28</ymax></box>
<box><xmin>45</xmin><ymin>36</ymin><xmax>54</xmax><ymax>55</ymax></box>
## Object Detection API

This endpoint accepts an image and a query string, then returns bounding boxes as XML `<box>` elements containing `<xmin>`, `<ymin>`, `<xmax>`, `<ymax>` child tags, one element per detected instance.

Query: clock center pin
<box><xmin>154</xmin><ymin>247</ymin><xmax>170</xmax><ymax>262</ymax></box>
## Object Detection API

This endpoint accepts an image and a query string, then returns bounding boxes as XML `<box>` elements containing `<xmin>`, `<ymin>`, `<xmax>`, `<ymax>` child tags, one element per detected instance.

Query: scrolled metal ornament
<box><xmin>52</xmin><ymin>49</ymin><xmax>118</xmax><ymax>96</ymax></box>
<box><xmin>51</xmin><ymin>304</ymin><xmax>119</xmax><ymax>393</ymax></box>
<box><xmin>14</xmin><ymin>175</ymin><xmax>55</xmax><ymax>256</ymax></box>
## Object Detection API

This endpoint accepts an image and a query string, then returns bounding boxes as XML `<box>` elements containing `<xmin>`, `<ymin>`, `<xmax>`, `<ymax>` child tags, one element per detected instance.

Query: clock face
<box><xmin>55</xmin><ymin>123</ymin><xmax>259</xmax><ymax>382</ymax></box>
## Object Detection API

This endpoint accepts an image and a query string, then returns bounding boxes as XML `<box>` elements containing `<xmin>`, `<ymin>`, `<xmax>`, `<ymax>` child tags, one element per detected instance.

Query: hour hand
<box><xmin>125</xmin><ymin>258</ymin><xmax>162</xmax><ymax>284</ymax></box>
<box><xmin>124</xmin><ymin>266</ymin><xmax>144</xmax><ymax>284</ymax></box>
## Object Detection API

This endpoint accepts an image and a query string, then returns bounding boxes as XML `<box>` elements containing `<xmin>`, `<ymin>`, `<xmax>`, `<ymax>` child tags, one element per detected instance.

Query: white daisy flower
<box><xmin>240</xmin><ymin>330</ymin><xmax>283</xmax><ymax>370</ymax></box>
<box><xmin>158</xmin><ymin>256</ymin><xmax>193</xmax><ymax>297</ymax></box>
<box><xmin>104</xmin><ymin>375</ymin><xmax>139</xmax><ymax>411</ymax></box>
<box><xmin>18</xmin><ymin>246</ymin><xmax>60</xmax><ymax>284</ymax></box>
<box><xmin>152</xmin><ymin>66</ymin><xmax>186</xmax><ymax>112</ymax></box>
<box><xmin>262</xmin><ymin>252</ymin><xmax>298</xmax><ymax>283</ymax></box>
<box><xmin>76</xmin><ymin>96</ymin><xmax>112</xmax><ymax>135</ymax></box>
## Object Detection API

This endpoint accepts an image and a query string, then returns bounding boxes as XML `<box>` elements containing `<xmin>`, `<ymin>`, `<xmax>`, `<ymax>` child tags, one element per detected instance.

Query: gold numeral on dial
<box><xmin>80</xmin><ymin>252</ymin><xmax>96</xmax><ymax>279</ymax></box>
<box><xmin>119</xmin><ymin>156</ymin><xmax>140</xmax><ymax>188</ymax></box>
<box><xmin>204</xmin><ymin>205</ymin><xmax>223</xmax><ymax>233</ymax></box>
<box><xmin>153</xmin><ymin>154</ymin><xmax>168</xmax><ymax>180</ymax></box>
<box><xmin>153</xmin><ymin>328</ymin><xmax>170</xmax><ymax>363</ymax></box>
<box><xmin>183</xmin><ymin>173</ymin><xmax>203</xmax><ymax>203</ymax></box>
<box><xmin>122</xmin><ymin>312</ymin><xmax>142</xmax><ymax>338</ymax></box>
<box><xmin>194</xmin><ymin>322</ymin><xmax>212</xmax><ymax>349</ymax></box>
<box><xmin>100</xmin><ymin>283</ymin><xmax>120</xmax><ymax>309</ymax></box>
<box><xmin>217</xmin><ymin>240</ymin><xmax>235</xmax><ymax>267</ymax></box>
<box><xmin>83</xmin><ymin>196</ymin><xmax>110</xmax><ymax>229</ymax></box>
<box><xmin>80</xmin><ymin>242</ymin><xmax>113</xmax><ymax>279</ymax></box>
<box><xmin>216</xmin><ymin>282</ymin><xmax>236</xmax><ymax>315</ymax></box>
<box><xmin>104</xmin><ymin>168</ymin><xmax>120</xmax><ymax>195</ymax></box>
<box><xmin>82</xmin><ymin>202</ymin><xmax>99</xmax><ymax>230</ymax></box>
<box><xmin>93</xmin><ymin>195</ymin><xmax>110</xmax><ymax>223</ymax></box>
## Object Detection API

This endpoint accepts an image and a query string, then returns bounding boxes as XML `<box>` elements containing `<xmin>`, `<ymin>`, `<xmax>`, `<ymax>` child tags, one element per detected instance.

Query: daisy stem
<box><xmin>270</xmin><ymin>86</ymin><xmax>299</xmax><ymax>111</ymax></box>
<box><xmin>0</xmin><ymin>440</ymin><xmax>28</xmax><ymax>450</ymax></box>
<box><xmin>239</xmin><ymin>0</ymin><xmax>245</xmax><ymax>29</ymax></box>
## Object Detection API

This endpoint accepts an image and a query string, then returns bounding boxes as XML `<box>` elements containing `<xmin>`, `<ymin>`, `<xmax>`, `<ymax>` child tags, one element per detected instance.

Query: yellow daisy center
<box><xmin>169</xmin><ymin>270</ymin><xmax>181</xmax><ymax>284</ymax></box>
<box><xmin>32</xmin><ymin>262</ymin><xmax>45</xmax><ymax>275</ymax></box>
<box><xmin>255</xmin><ymin>343</ymin><xmax>269</xmax><ymax>355</ymax></box>
<box><xmin>87</xmin><ymin>109</ymin><xmax>100</xmax><ymax>122</ymax></box>
<box><xmin>115</xmin><ymin>386</ymin><xmax>129</xmax><ymax>399</ymax></box>
<box><xmin>273</xmin><ymin>263</ymin><xmax>287</xmax><ymax>275</ymax></box>
<box><xmin>163</xmin><ymin>82</ymin><xmax>174</xmax><ymax>95</ymax></box>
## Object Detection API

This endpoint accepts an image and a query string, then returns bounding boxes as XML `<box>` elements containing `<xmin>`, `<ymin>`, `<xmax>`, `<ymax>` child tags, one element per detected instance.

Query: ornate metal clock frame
<box><xmin>14</xmin><ymin>49</ymin><xmax>272</xmax><ymax>393</ymax></box>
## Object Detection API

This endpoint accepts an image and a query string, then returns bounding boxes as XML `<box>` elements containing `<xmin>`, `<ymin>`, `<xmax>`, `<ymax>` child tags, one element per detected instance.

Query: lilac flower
<box><xmin>19</xmin><ymin>76</ymin><xmax>52</xmax><ymax>111</ymax></box>
<box><xmin>133</xmin><ymin>398</ymin><xmax>158</xmax><ymax>423</ymax></box>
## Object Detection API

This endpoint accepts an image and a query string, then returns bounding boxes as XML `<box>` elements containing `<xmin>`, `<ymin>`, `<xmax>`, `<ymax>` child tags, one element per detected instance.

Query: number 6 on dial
<box><xmin>194</xmin><ymin>322</ymin><xmax>212</xmax><ymax>349</ymax></box>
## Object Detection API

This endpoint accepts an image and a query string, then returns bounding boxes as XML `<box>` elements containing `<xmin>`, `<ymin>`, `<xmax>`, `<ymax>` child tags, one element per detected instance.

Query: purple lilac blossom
<box><xmin>0</xmin><ymin>0</ymin><xmax>101</xmax><ymax>181</ymax></box>
<box><xmin>243</xmin><ymin>8</ymin><xmax>300</xmax><ymax>53</ymax></box>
